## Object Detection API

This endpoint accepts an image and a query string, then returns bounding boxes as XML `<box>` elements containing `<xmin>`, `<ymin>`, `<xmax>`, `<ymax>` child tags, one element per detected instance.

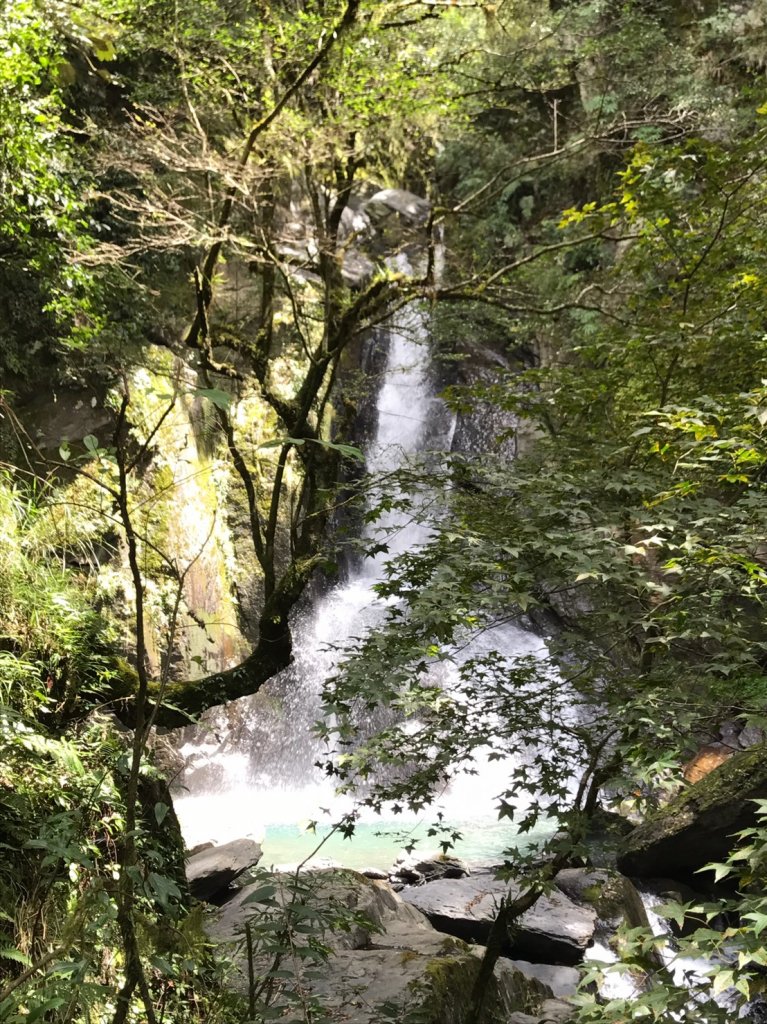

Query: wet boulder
<box><xmin>186</xmin><ymin>837</ymin><xmax>262</xmax><ymax>901</ymax></box>
<box><xmin>618</xmin><ymin>743</ymin><xmax>767</xmax><ymax>879</ymax></box>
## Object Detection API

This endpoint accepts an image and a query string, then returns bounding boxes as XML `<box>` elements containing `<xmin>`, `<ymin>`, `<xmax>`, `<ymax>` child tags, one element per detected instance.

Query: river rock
<box><xmin>211</xmin><ymin>867</ymin><xmax>434</xmax><ymax>952</ymax></box>
<box><xmin>338</xmin><ymin>203</ymin><xmax>372</xmax><ymax>241</ymax></box>
<box><xmin>739</xmin><ymin>724</ymin><xmax>765</xmax><ymax>749</ymax></box>
<box><xmin>391</xmin><ymin>852</ymin><xmax>470</xmax><ymax>887</ymax></box>
<box><xmin>554</xmin><ymin>868</ymin><xmax>649</xmax><ymax>932</ymax></box>
<box><xmin>341</xmin><ymin>249</ymin><xmax>376</xmax><ymax>288</ymax></box>
<box><xmin>364</xmin><ymin>188</ymin><xmax>430</xmax><ymax>225</ymax></box>
<box><xmin>307</xmin><ymin>948</ymin><xmax>550</xmax><ymax>1024</ymax></box>
<box><xmin>580</xmin><ymin>808</ymin><xmax>634</xmax><ymax>868</ymax></box>
<box><xmin>208</xmin><ymin>869</ymin><xmax>551</xmax><ymax>1024</ymax></box>
<box><xmin>186</xmin><ymin>837</ymin><xmax>262</xmax><ymax>900</ymax></box>
<box><xmin>402</xmin><ymin>870</ymin><xmax>596</xmax><ymax>965</ymax></box>
<box><xmin>617</xmin><ymin>743</ymin><xmax>767</xmax><ymax>878</ymax></box>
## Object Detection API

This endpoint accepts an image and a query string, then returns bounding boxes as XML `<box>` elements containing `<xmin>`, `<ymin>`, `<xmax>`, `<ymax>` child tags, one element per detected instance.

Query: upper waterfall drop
<box><xmin>171</xmin><ymin>250</ymin><xmax>551</xmax><ymax>866</ymax></box>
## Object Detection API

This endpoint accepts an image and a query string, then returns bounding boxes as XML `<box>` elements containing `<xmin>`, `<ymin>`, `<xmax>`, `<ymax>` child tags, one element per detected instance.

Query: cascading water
<box><xmin>172</xmin><ymin>253</ymin><xmax>553</xmax><ymax>869</ymax></box>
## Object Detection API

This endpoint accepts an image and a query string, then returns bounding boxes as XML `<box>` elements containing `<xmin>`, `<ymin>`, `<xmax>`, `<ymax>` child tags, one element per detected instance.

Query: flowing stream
<box><xmin>172</xmin><ymin>258</ymin><xmax>553</xmax><ymax>870</ymax></box>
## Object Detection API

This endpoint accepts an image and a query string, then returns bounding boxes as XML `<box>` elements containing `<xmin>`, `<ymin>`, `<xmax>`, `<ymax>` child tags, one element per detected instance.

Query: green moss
<box><xmin>419</xmin><ymin>955</ymin><xmax>479</xmax><ymax>1024</ymax></box>
<box><xmin>409</xmin><ymin>951</ymin><xmax>542</xmax><ymax>1024</ymax></box>
<box><xmin>644</xmin><ymin>742</ymin><xmax>767</xmax><ymax>823</ymax></box>
<box><xmin>110</xmin><ymin>656</ymin><xmax>140</xmax><ymax>698</ymax></box>
<box><xmin>580</xmin><ymin>883</ymin><xmax>603</xmax><ymax>905</ymax></box>
<box><xmin>619</xmin><ymin>743</ymin><xmax>767</xmax><ymax>869</ymax></box>
<box><xmin>438</xmin><ymin>936</ymin><xmax>469</xmax><ymax>954</ymax></box>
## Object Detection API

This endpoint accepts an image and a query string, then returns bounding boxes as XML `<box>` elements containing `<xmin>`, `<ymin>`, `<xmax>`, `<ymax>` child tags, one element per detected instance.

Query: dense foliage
<box><xmin>4</xmin><ymin>0</ymin><xmax>767</xmax><ymax>1020</ymax></box>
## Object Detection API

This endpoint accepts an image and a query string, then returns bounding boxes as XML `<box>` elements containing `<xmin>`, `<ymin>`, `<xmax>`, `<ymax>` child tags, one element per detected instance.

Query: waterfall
<box><xmin>171</xmin><ymin>255</ymin><xmax>552</xmax><ymax>868</ymax></box>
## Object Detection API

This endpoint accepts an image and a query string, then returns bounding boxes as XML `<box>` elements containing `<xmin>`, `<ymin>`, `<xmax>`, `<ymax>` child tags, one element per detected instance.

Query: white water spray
<box><xmin>171</xmin><ymin>254</ymin><xmax>552</xmax><ymax>866</ymax></box>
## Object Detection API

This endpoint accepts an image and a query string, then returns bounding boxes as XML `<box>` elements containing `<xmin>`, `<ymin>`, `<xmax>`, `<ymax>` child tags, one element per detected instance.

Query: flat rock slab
<box><xmin>403</xmin><ymin>871</ymin><xmax>596</xmax><ymax>965</ymax></box>
<box><xmin>211</xmin><ymin>868</ymin><xmax>436</xmax><ymax>953</ymax></box>
<box><xmin>186</xmin><ymin>837</ymin><xmax>262</xmax><ymax>901</ymax></box>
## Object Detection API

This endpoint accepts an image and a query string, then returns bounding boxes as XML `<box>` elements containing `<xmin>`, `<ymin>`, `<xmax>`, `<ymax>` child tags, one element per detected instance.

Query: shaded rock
<box><xmin>338</xmin><ymin>203</ymin><xmax>372</xmax><ymax>241</ymax></box>
<box><xmin>580</xmin><ymin>808</ymin><xmax>634</xmax><ymax>869</ymax></box>
<box><xmin>618</xmin><ymin>743</ymin><xmax>767</xmax><ymax>878</ymax></box>
<box><xmin>739</xmin><ymin>724</ymin><xmax>765</xmax><ymax>749</ymax></box>
<box><xmin>17</xmin><ymin>386</ymin><xmax>113</xmax><ymax>451</ymax></box>
<box><xmin>186</xmin><ymin>838</ymin><xmax>262</xmax><ymax>901</ymax></box>
<box><xmin>403</xmin><ymin>871</ymin><xmax>596</xmax><ymax>965</ymax></box>
<box><xmin>509</xmin><ymin>960</ymin><xmax>580</xmax><ymax>998</ymax></box>
<box><xmin>341</xmin><ymin>249</ymin><xmax>376</xmax><ymax>288</ymax></box>
<box><xmin>719</xmin><ymin>720</ymin><xmax>742</xmax><ymax>748</ymax></box>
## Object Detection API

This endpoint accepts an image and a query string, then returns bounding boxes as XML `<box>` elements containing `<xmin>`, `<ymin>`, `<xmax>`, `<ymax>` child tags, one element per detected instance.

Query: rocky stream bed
<box><xmin>176</xmin><ymin>739</ymin><xmax>767</xmax><ymax>1023</ymax></box>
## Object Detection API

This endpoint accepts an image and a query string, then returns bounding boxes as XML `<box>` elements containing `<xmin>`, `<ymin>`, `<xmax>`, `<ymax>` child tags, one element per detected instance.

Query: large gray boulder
<box><xmin>208</xmin><ymin>869</ymin><xmax>551</xmax><ymax>1024</ymax></box>
<box><xmin>618</xmin><ymin>743</ymin><xmax>767</xmax><ymax>878</ymax></box>
<box><xmin>554</xmin><ymin>868</ymin><xmax>649</xmax><ymax>933</ymax></box>
<box><xmin>364</xmin><ymin>188</ymin><xmax>430</xmax><ymax>225</ymax></box>
<box><xmin>402</xmin><ymin>870</ymin><xmax>597</xmax><ymax>965</ymax></box>
<box><xmin>186</xmin><ymin>838</ymin><xmax>262</xmax><ymax>901</ymax></box>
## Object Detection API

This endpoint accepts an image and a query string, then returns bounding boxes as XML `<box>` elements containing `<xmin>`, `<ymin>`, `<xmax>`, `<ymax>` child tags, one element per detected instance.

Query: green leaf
<box><xmin>242</xmin><ymin>883</ymin><xmax>278</xmax><ymax>904</ymax></box>
<box><xmin>193</xmin><ymin>387</ymin><xmax>231</xmax><ymax>410</ymax></box>
<box><xmin>148</xmin><ymin>871</ymin><xmax>181</xmax><ymax>907</ymax></box>
<box><xmin>711</xmin><ymin>968</ymin><xmax>734</xmax><ymax>996</ymax></box>
<box><xmin>0</xmin><ymin>947</ymin><xmax>31</xmax><ymax>966</ymax></box>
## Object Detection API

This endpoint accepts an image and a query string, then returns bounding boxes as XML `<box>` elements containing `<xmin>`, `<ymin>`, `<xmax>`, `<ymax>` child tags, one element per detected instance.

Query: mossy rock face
<box><xmin>415</xmin><ymin>952</ymin><xmax>544</xmax><ymax>1024</ymax></box>
<box><xmin>617</xmin><ymin>742</ymin><xmax>767</xmax><ymax>879</ymax></box>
